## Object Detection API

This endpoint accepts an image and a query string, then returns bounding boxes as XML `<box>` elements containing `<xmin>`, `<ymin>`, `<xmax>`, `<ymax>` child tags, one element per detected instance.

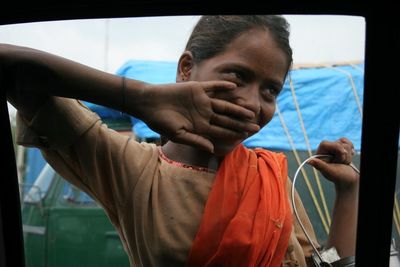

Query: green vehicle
<box><xmin>20</xmin><ymin>163</ymin><xmax>131</xmax><ymax>267</ymax></box>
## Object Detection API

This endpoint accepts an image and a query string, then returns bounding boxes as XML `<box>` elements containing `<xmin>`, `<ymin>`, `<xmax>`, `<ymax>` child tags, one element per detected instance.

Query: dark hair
<box><xmin>185</xmin><ymin>15</ymin><xmax>293</xmax><ymax>71</ymax></box>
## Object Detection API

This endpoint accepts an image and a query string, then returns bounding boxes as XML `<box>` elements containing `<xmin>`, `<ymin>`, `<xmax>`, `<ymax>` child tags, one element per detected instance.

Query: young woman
<box><xmin>2</xmin><ymin>15</ymin><xmax>359</xmax><ymax>267</ymax></box>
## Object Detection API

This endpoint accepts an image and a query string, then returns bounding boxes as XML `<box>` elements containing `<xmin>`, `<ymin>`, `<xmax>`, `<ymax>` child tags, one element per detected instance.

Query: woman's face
<box><xmin>181</xmin><ymin>28</ymin><xmax>288</xmax><ymax>155</ymax></box>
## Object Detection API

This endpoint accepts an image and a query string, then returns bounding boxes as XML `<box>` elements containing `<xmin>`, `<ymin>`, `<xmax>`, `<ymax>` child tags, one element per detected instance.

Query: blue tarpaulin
<box><xmin>23</xmin><ymin>148</ymin><xmax>47</xmax><ymax>188</ymax></box>
<box><xmin>244</xmin><ymin>64</ymin><xmax>364</xmax><ymax>151</ymax></box>
<box><xmin>116</xmin><ymin>60</ymin><xmax>365</xmax><ymax>150</ymax></box>
<box><xmin>82</xmin><ymin>102</ymin><xmax>129</xmax><ymax>120</ymax></box>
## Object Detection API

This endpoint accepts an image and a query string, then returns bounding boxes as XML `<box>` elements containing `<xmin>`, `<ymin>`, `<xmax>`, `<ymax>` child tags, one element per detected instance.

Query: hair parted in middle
<box><xmin>185</xmin><ymin>15</ymin><xmax>293</xmax><ymax>72</ymax></box>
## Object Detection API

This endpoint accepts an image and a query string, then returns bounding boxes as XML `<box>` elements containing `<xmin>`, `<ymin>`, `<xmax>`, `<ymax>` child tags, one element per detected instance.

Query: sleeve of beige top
<box><xmin>16</xmin><ymin>96</ymin><xmax>158</xmax><ymax>223</ymax></box>
<box><xmin>16</xmin><ymin>96</ymin><xmax>101</xmax><ymax>150</ymax></box>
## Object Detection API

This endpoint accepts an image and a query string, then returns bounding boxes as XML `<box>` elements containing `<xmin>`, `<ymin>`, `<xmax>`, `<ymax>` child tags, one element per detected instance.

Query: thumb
<box><xmin>172</xmin><ymin>131</ymin><xmax>214</xmax><ymax>154</ymax></box>
<box><xmin>307</xmin><ymin>158</ymin><xmax>333</xmax><ymax>177</ymax></box>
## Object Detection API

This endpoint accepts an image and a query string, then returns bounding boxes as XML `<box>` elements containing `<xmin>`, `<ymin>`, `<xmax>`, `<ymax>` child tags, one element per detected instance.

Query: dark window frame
<box><xmin>1</xmin><ymin>2</ymin><xmax>398</xmax><ymax>267</ymax></box>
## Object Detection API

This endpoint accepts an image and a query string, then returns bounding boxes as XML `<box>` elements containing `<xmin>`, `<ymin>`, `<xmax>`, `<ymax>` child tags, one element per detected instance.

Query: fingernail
<box><xmin>227</xmin><ymin>81</ymin><xmax>237</xmax><ymax>88</ymax></box>
<box><xmin>252</xmin><ymin>124</ymin><xmax>260</xmax><ymax>131</ymax></box>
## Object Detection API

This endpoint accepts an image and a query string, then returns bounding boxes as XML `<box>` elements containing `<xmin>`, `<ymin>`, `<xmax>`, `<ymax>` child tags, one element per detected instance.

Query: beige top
<box><xmin>16</xmin><ymin>96</ymin><xmax>320</xmax><ymax>267</ymax></box>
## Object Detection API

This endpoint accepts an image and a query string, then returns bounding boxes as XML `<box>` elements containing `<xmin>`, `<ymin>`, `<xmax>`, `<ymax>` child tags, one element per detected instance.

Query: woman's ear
<box><xmin>176</xmin><ymin>51</ymin><xmax>193</xmax><ymax>82</ymax></box>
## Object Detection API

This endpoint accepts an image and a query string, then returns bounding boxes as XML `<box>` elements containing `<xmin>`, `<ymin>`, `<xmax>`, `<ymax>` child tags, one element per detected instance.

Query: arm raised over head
<box><xmin>1</xmin><ymin>43</ymin><xmax>259</xmax><ymax>152</ymax></box>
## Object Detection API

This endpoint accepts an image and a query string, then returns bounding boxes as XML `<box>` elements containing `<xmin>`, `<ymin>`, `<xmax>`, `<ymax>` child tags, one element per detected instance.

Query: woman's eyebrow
<box><xmin>216</xmin><ymin>62</ymin><xmax>255</xmax><ymax>77</ymax></box>
<box><xmin>265</xmin><ymin>78</ymin><xmax>284</xmax><ymax>90</ymax></box>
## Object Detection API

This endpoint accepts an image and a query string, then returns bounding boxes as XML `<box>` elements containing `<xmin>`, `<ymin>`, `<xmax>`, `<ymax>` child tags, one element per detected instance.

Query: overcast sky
<box><xmin>0</xmin><ymin>15</ymin><xmax>365</xmax><ymax>117</ymax></box>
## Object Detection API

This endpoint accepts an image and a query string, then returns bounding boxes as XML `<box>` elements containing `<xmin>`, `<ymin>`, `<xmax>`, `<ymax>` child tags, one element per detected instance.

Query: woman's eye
<box><xmin>220</xmin><ymin>71</ymin><xmax>245</xmax><ymax>86</ymax></box>
<box><xmin>231</xmin><ymin>71</ymin><xmax>243</xmax><ymax>80</ymax></box>
<box><xmin>261</xmin><ymin>87</ymin><xmax>279</xmax><ymax>99</ymax></box>
<box><xmin>226</xmin><ymin>71</ymin><xmax>244</xmax><ymax>81</ymax></box>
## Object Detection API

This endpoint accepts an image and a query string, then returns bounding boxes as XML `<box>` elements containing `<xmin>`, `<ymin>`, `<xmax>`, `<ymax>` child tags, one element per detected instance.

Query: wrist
<box><xmin>123</xmin><ymin>78</ymin><xmax>151</xmax><ymax>119</ymax></box>
<box><xmin>335</xmin><ymin>176</ymin><xmax>359</xmax><ymax>195</ymax></box>
<box><xmin>335</xmin><ymin>180</ymin><xmax>359</xmax><ymax>194</ymax></box>
<box><xmin>335</xmin><ymin>164</ymin><xmax>360</xmax><ymax>195</ymax></box>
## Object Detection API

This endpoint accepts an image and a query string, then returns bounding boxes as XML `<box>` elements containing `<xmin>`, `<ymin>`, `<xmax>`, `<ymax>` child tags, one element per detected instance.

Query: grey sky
<box><xmin>0</xmin><ymin>15</ymin><xmax>365</xmax><ymax>71</ymax></box>
<box><xmin>1</xmin><ymin>15</ymin><xmax>365</xmax><ymax>117</ymax></box>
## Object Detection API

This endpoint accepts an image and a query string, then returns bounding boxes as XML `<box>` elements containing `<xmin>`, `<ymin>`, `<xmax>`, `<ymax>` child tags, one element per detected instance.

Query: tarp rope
<box><xmin>276</xmin><ymin>104</ymin><xmax>330</xmax><ymax>234</ymax></box>
<box><xmin>288</xmin><ymin>76</ymin><xmax>332</xmax><ymax>227</ymax></box>
<box><xmin>350</xmin><ymin>63</ymin><xmax>365</xmax><ymax>74</ymax></box>
<box><xmin>326</xmin><ymin>65</ymin><xmax>363</xmax><ymax>117</ymax></box>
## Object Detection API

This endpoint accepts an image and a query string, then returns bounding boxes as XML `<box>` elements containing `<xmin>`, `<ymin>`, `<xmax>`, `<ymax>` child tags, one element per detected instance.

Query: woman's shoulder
<box><xmin>252</xmin><ymin>146</ymin><xmax>286</xmax><ymax>156</ymax></box>
<box><xmin>251</xmin><ymin>147</ymin><xmax>288</xmax><ymax>166</ymax></box>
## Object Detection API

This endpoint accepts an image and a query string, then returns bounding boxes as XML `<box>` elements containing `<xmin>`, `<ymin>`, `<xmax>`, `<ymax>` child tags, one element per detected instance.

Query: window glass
<box><xmin>391</xmin><ymin>140</ymin><xmax>400</xmax><ymax>264</ymax></box>
<box><xmin>2</xmin><ymin>15</ymin><xmax>371</xmax><ymax>267</ymax></box>
<box><xmin>23</xmin><ymin>164</ymin><xmax>55</xmax><ymax>203</ymax></box>
<box><xmin>59</xmin><ymin>181</ymin><xmax>97</xmax><ymax>206</ymax></box>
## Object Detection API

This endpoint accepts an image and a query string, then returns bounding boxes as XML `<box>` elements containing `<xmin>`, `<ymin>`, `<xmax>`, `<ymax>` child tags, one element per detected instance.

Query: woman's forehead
<box><xmin>229</xmin><ymin>28</ymin><xmax>286</xmax><ymax>60</ymax></box>
<box><xmin>219</xmin><ymin>29</ymin><xmax>288</xmax><ymax>80</ymax></box>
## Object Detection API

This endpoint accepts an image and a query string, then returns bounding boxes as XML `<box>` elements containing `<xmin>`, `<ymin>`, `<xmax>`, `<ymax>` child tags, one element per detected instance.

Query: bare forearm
<box><xmin>1</xmin><ymin>43</ymin><xmax>146</xmax><ymax>119</ymax></box>
<box><xmin>327</xmin><ymin>183</ymin><xmax>359</xmax><ymax>258</ymax></box>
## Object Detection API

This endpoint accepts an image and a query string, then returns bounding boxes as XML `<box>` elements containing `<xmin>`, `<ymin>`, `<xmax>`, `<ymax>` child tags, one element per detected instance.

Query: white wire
<box><xmin>291</xmin><ymin>154</ymin><xmax>360</xmax><ymax>263</ymax></box>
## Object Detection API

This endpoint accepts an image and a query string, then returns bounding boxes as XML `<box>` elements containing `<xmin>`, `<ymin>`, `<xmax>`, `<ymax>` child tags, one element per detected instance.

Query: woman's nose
<box><xmin>235</xmin><ymin>85</ymin><xmax>261</xmax><ymax>117</ymax></box>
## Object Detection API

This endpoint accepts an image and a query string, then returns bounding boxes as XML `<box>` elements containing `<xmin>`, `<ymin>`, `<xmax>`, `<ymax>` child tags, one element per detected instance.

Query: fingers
<box><xmin>206</xmin><ymin>124</ymin><xmax>250</xmax><ymax>140</ymax></box>
<box><xmin>171</xmin><ymin>125</ymin><xmax>249</xmax><ymax>154</ymax></box>
<box><xmin>335</xmin><ymin>138</ymin><xmax>354</xmax><ymax>164</ymax></box>
<box><xmin>308</xmin><ymin>157</ymin><xmax>360</xmax><ymax>187</ymax></box>
<box><xmin>209</xmin><ymin>112</ymin><xmax>260</xmax><ymax>134</ymax></box>
<box><xmin>317</xmin><ymin>138</ymin><xmax>354</xmax><ymax>164</ymax></box>
<box><xmin>307</xmin><ymin>158</ymin><xmax>335</xmax><ymax>178</ymax></box>
<box><xmin>172</xmin><ymin>130</ymin><xmax>214</xmax><ymax>153</ymax></box>
<box><xmin>339</xmin><ymin>137</ymin><xmax>356</xmax><ymax>156</ymax></box>
<box><xmin>211</xmin><ymin>98</ymin><xmax>255</xmax><ymax>120</ymax></box>
<box><xmin>202</xmin><ymin>80</ymin><xmax>237</xmax><ymax>93</ymax></box>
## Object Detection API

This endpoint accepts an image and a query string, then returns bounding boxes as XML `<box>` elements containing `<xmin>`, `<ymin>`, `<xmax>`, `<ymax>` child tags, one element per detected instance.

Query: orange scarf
<box><xmin>187</xmin><ymin>144</ymin><xmax>292</xmax><ymax>267</ymax></box>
